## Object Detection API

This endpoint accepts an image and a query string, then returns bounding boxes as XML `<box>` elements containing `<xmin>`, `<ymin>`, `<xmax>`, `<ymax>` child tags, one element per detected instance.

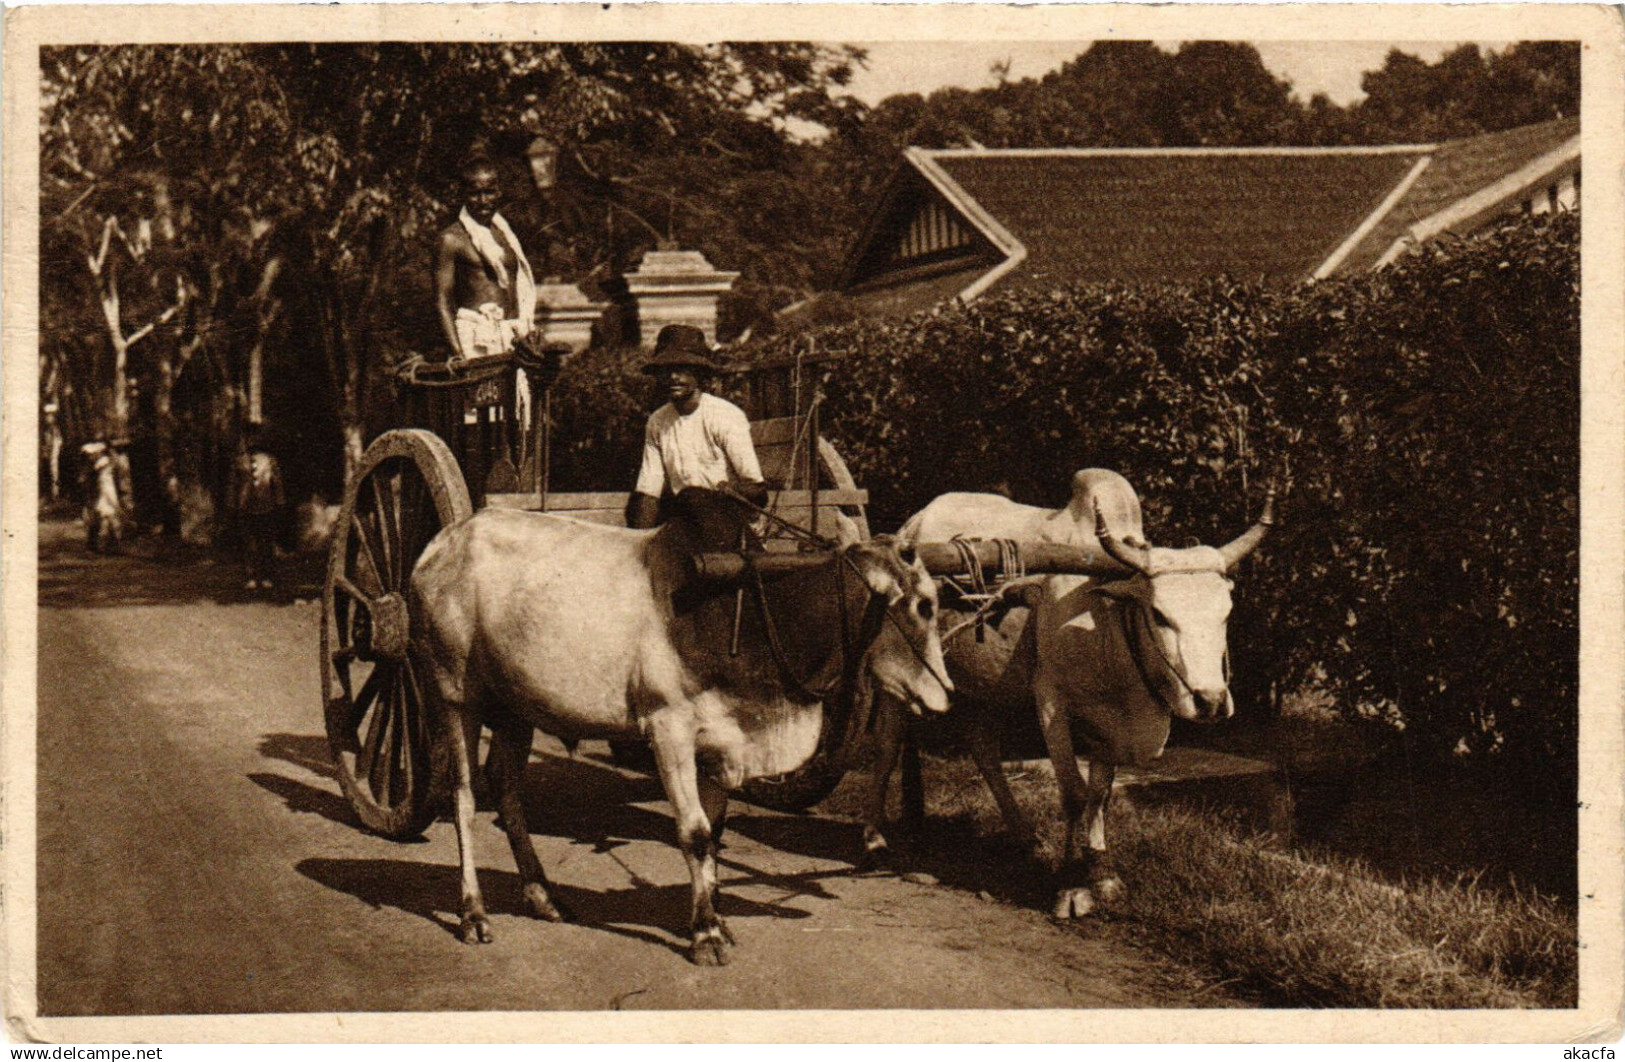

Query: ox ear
<box><xmin>847</xmin><ymin>546</ymin><xmax>906</xmax><ymax>603</ymax></box>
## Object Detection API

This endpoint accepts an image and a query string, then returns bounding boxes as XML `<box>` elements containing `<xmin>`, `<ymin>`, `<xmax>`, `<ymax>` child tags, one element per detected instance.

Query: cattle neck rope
<box><xmin>743</xmin><ymin>549</ymin><xmax>865</xmax><ymax>705</ymax></box>
<box><xmin>1121</xmin><ymin>593</ymin><xmax>1200</xmax><ymax>713</ymax></box>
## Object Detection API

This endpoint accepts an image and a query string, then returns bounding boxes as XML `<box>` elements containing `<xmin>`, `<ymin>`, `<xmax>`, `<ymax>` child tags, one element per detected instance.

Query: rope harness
<box><xmin>1116</xmin><ymin>585</ymin><xmax>1212</xmax><ymax>715</ymax></box>
<box><xmin>939</xmin><ymin>537</ymin><xmax>1027</xmax><ymax>645</ymax></box>
<box><xmin>716</xmin><ymin>490</ymin><xmax>952</xmax><ymax>759</ymax></box>
<box><xmin>393</xmin><ymin>342</ymin><xmax>564</xmax><ymax>390</ymax></box>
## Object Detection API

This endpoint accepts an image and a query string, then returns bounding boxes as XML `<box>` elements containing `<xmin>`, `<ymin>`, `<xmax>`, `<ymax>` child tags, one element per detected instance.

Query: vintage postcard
<box><xmin>4</xmin><ymin>1</ymin><xmax>1622</xmax><ymax>1045</ymax></box>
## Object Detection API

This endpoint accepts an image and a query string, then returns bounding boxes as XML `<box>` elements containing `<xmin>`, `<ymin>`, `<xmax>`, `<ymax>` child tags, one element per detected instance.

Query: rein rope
<box><xmin>722</xmin><ymin>487</ymin><xmax>953</xmax><ymax>718</ymax></box>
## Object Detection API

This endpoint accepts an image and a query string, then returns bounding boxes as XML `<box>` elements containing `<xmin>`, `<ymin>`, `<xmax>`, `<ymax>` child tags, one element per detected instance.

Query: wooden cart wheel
<box><xmin>322</xmin><ymin>429</ymin><xmax>472</xmax><ymax>838</ymax></box>
<box><xmin>816</xmin><ymin>436</ymin><xmax>869</xmax><ymax>540</ymax></box>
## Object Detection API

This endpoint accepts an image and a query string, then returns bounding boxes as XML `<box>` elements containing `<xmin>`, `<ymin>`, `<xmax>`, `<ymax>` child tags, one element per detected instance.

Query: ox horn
<box><xmin>1095</xmin><ymin>510</ymin><xmax>1151</xmax><ymax>576</ymax></box>
<box><xmin>1217</xmin><ymin>487</ymin><xmax>1277</xmax><ymax>571</ymax></box>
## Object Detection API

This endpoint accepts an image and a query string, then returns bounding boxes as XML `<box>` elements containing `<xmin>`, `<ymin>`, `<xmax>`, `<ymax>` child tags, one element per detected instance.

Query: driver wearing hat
<box><xmin>624</xmin><ymin>324</ymin><xmax>767</xmax><ymax>531</ymax></box>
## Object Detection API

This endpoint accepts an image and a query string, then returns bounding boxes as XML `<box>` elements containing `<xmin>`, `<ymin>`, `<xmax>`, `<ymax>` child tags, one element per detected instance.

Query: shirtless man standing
<box><xmin>435</xmin><ymin>157</ymin><xmax>538</xmax><ymax>363</ymax></box>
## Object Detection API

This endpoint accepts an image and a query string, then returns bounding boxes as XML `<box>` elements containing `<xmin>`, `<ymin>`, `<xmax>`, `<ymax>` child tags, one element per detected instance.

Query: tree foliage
<box><xmin>40</xmin><ymin>42</ymin><xmax>866</xmax><ymax>512</ymax></box>
<box><xmin>822</xmin><ymin>40</ymin><xmax>1580</xmax><ymax>200</ymax></box>
<box><xmin>38</xmin><ymin>38</ymin><xmax>1581</xmax><ymax>531</ymax></box>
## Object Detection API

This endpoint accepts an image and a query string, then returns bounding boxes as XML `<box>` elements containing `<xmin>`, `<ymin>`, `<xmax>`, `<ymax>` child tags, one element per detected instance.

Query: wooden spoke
<box><xmin>386</xmin><ymin>678</ymin><xmax>410</xmax><ymax>806</ymax></box>
<box><xmin>334</xmin><ymin>573</ymin><xmax>375</xmax><ymax>609</ymax></box>
<box><xmin>349</xmin><ymin>514</ymin><xmax>386</xmax><ymax>598</ymax></box>
<box><xmin>389</xmin><ymin>468</ymin><xmax>406</xmax><ymax>584</ymax></box>
<box><xmin>403</xmin><ymin>658</ymin><xmax>431</xmax><ymax>762</ymax></box>
<box><xmin>368</xmin><ymin>473</ymin><xmax>398</xmax><ymax>589</ymax></box>
<box><xmin>367</xmin><ymin>680</ymin><xmax>398</xmax><ymax>804</ymax></box>
<box><xmin>348</xmin><ymin>663</ymin><xmax>384</xmax><ymax>734</ymax></box>
<box><xmin>401</xmin><ymin>471</ymin><xmax>430</xmax><ymax>568</ymax></box>
<box><xmin>357</xmin><ymin>665</ymin><xmax>395</xmax><ymax>786</ymax></box>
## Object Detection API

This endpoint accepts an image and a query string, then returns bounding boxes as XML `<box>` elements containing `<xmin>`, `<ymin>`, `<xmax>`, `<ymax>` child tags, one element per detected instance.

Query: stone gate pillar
<box><xmin>624</xmin><ymin>248</ymin><xmax>740</xmax><ymax>347</ymax></box>
<box><xmin>533</xmin><ymin>282</ymin><xmax>607</xmax><ymax>355</ymax></box>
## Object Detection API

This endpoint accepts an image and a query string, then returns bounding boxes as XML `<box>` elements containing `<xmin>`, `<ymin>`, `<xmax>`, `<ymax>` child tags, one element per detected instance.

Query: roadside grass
<box><xmin>1110</xmin><ymin>804</ymin><xmax>1577</xmax><ymax>1008</ymax></box>
<box><xmin>823</xmin><ymin>750</ymin><xmax>1577</xmax><ymax>1009</ymax></box>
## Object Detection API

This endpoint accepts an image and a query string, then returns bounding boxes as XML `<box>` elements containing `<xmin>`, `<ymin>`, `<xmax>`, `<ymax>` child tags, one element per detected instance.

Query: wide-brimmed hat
<box><xmin>642</xmin><ymin>324</ymin><xmax>723</xmax><ymax>376</ymax></box>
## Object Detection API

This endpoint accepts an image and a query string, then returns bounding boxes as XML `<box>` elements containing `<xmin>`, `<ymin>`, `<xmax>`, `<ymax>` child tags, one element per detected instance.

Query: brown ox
<box><xmin>410</xmin><ymin>508</ymin><xmax>950</xmax><ymax>964</ymax></box>
<box><xmin>864</xmin><ymin>470</ymin><xmax>1272</xmax><ymax>918</ymax></box>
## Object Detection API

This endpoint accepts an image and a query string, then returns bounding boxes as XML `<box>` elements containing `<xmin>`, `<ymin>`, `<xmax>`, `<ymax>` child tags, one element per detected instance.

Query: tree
<box><xmin>41</xmin><ymin>46</ymin><xmax>294</xmax><ymax>524</ymax></box>
<box><xmin>41</xmin><ymin>42</ymin><xmax>874</xmax><ymax>511</ymax></box>
<box><xmin>1351</xmin><ymin>42</ymin><xmax>1579</xmax><ymax>142</ymax></box>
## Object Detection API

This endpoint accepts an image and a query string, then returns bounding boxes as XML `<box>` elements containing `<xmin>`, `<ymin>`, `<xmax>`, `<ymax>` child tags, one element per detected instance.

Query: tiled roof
<box><xmin>1336</xmin><ymin>117</ymin><xmax>1579</xmax><ymax>272</ymax></box>
<box><xmin>848</xmin><ymin>264</ymin><xmax>993</xmax><ymax>320</ymax></box>
<box><xmin>929</xmin><ymin>149</ymin><xmax>1428</xmax><ymax>287</ymax></box>
<box><xmin>828</xmin><ymin>119</ymin><xmax>1581</xmax><ymax>319</ymax></box>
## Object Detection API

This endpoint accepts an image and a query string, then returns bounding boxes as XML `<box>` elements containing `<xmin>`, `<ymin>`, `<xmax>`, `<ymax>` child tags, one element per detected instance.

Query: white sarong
<box><xmin>454</xmin><ymin>303</ymin><xmax>524</xmax><ymax>361</ymax></box>
<box><xmin>457</xmin><ymin>208</ymin><xmax>536</xmax><ymax>349</ymax></box>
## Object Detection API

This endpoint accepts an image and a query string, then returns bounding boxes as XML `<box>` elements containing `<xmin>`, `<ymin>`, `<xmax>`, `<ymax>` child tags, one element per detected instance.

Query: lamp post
<box><xmin>525</xmin><ymin>137</ymin><xmax>557</xmax><ymax>193</ymax></box>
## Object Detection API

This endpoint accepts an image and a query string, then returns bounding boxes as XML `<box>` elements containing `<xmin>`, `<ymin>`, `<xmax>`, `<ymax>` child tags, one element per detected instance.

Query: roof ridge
<box><xmin>1432</xmin><ymin>114</ymin><xmax>1580</xmax><ymax>149</ymax></box>
<box><xmin>921</xmin><ymin>144</ymin><xmax>1438</xmax><ymax>159</ymax></box>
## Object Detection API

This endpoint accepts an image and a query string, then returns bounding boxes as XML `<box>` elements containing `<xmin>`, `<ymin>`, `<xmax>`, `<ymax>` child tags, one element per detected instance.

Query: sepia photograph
<box><xmin>4</xmin><ymin>2</ymin><xmax>1622</xmax><ymax>1044</ymax></box>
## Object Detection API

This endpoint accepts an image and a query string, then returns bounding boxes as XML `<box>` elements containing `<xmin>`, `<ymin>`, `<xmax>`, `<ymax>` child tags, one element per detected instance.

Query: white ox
<box><xmin>864</xmin><ymin>469</ymin><xmax>1272</xmax><ymax>918</ymax></box>
<box><xmin>410</xmin><ymin>508</ymin><xmax>950</xmax><ymax>965</ymax></box>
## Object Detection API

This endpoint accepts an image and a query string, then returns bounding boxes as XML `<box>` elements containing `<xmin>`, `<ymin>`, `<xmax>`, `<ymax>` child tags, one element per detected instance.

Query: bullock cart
<box><xmin>318</xmin><ymin>347</ymin><xmax>1133</xmax><ymax>840</ymax></box>
<box><xmin>320</xmin><ymin>347</ymin><xmax>878</xmax><ymax>837</ymax></box>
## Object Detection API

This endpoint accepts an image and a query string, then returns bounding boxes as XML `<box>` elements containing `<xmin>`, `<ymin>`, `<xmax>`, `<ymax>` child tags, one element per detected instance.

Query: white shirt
<box><xmin>634</xmin><ymin>393</ymin><xmax>763</xmax><ymax>497</ymax></box>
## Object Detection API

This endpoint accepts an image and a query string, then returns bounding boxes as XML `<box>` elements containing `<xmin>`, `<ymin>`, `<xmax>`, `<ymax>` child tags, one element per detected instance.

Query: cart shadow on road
<box><xmin>257</xmin><ymin>732</ymin><xmax>340</xmax><ymax>780</ymax></box>
<box><xmin>253</xmin><ymin>729</ymin><xmax>870</xmax><ymax>875</ymax></box>
<box><xmin>295</xmin><ymin>853</ymin><xmax>826</xmax><ymax>959</ymax></box>
<box><xmin>269</xmin><ymin>735</ymin><xmax>855</xmax><ymax>954</ymax></box>
<box><xmin>292</xmin><ymin>855</ymin><xmax>682</xmax><ymax>955</ymax></box>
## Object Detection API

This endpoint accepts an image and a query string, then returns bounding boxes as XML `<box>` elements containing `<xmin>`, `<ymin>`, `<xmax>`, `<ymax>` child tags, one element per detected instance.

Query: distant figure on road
<box><xmin>237</xmin><ymin>430</ymin><xmax>285</xmax><ymax>591</ymax></box>
<box><xmin>79</xmin><ymin>440</ymin><xmax>124</xmax><ymax>553</ymax></box>
<box><xmin>434</xmin><ymin>156</ymin><xmax>538</xmax><ymax>364</ymax></box>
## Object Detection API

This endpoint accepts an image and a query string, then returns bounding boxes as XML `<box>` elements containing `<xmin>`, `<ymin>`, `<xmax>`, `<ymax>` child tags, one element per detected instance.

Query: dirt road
<box><xmin>34</xmin><ymin>518</ymin><xmax>1215</xmax><ymax>1016</ymax></box>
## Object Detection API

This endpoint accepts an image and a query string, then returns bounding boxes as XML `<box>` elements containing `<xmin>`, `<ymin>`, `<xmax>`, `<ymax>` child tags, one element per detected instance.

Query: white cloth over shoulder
<box><xmin>634</xmin><ymin>393</ymin><xmax>763</xmax><ymax>497</ymax></box>
<box><xmin>457</xmin><ymin>208</ymin><xmax>536</xmax><ymax>342</ymax></box>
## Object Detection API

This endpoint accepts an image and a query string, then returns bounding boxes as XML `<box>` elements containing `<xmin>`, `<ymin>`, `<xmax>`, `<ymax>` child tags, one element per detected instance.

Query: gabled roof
<box><xmin>1338</xmin><ymin>117</ymin><xmax>1579</xmax><ymax>272</ymax></box>
<box><xmin>840</xmin><ymin>118</ymin><xmax>1580</xmax><ymax>309</ymax></box>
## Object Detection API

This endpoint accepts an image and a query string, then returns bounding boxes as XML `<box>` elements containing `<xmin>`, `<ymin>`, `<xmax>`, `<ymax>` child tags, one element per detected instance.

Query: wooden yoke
<box><xmin>691</xmin><ymin>539</ymin><xmax>1131</xmax><ymax>584</ymax></box>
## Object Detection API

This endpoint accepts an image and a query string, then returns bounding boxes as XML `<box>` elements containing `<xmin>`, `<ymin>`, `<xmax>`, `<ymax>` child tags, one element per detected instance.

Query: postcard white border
<box><xmin>5</xmin><ymin>3</ymin><xmax>1622</xmax><ymax>1044</ymax></box>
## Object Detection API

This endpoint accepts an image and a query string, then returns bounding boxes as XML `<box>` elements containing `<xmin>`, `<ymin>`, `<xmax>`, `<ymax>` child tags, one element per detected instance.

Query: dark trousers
<box><xmin>671</xmin><ymin>488</ymin><xmax>760</xmax><ymax>552</ymax></box>
<box><xmin>243</xmin><ymin>513</ymin><xmax>277</xmax><ymax>582</ymax></box>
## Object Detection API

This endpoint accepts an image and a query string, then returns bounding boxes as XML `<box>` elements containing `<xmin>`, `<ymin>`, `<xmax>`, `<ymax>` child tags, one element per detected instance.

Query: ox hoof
<box><xmin>859</xmin><ymin>845</ymin><xmax>896</xmax><ymax>874</ymax></box>
<box><xmin>459</xmin><ymin>912</ymin><xmax>494</xmax><ymax>944</ymax></box>
<box><xmin>1051</xmin><ymin>888</ymin><xmax>1100</xmax><ymax>920</ymax></box>
<box><xmin>858</xmin><ymin>830</ymin><xmax>896</xmax><ymax>873</ymax></box>
<box><xmin>1090</xmin><ymin>875</ymin><xmax>1126</xmax><ymax>904</ymax></box>
<box><xmin>690</xmin><ymin>929</ymin><xmax>733</xmax><ymax>967</ymax></box>
<box><xmin>523</xmin><ymin>883</ymin><xmax>571</xmax><ymax>923</ymax></box>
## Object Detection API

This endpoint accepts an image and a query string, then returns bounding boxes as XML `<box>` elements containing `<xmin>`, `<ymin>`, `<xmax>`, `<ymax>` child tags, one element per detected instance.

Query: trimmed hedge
<box><xmin>552</xmin><ymin>212</ymin><xmax>1579</xmax><ymax>789</ymax></box>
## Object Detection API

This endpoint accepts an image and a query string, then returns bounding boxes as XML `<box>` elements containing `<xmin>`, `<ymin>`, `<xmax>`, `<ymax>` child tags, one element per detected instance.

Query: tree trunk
<box><xmin>343</xmin><ymin>421</ymin><xmax>365</xmax><ymax>483</ymax></box>
<box><xmin>154</xmin><ymin>352</ymin><xmax>178</xmax><ymax>533</ymax></box>
<box><xmin>338</xmin><ymin>300</ymin><xmax>370</xmax><ymax>485</ymax></box>
<box><xmin>110</xmin><ymin>331</ymin><xmax>130</xmax><ymax>440</ymax></box>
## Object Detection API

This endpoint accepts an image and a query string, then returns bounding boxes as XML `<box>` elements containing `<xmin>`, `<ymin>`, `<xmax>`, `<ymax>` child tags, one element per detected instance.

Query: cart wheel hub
<box><xmin>369</xmin><ymin>592</ymin><xmax>411</xmax><ymax>661</ymax></box>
